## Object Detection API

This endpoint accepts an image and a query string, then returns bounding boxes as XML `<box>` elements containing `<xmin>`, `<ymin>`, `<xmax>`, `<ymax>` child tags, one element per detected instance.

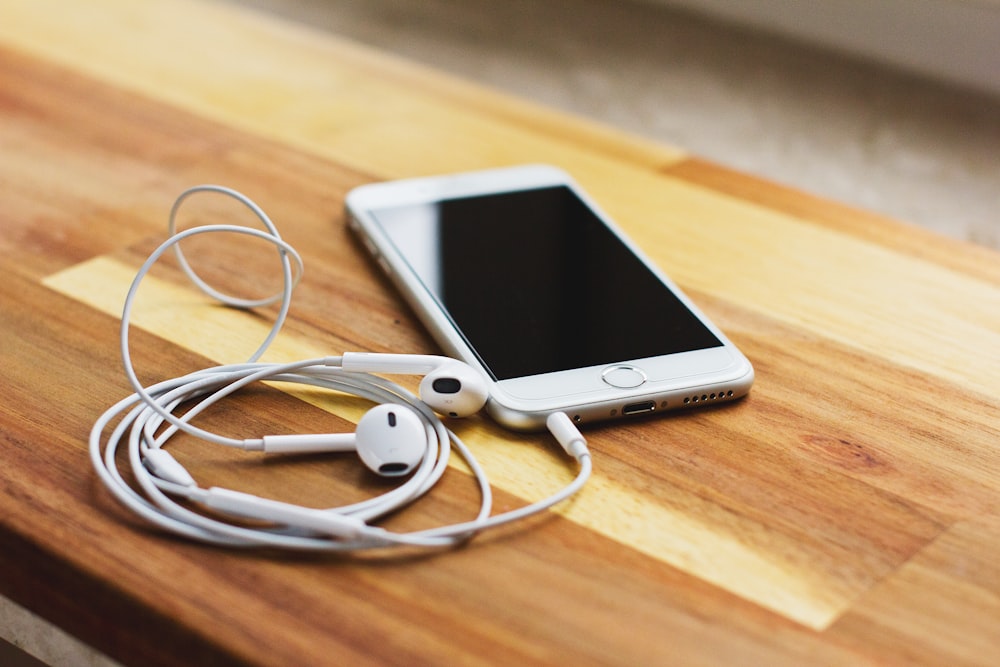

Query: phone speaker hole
<box><xmin>683</xmin><ymin>391</ymin><xmax>735</xmax><ymax>405</ymax></box>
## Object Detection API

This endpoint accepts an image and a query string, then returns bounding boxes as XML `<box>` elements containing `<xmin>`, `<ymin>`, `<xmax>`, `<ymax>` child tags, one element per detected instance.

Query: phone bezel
<box><xmin>345</xmin><ymin>165</ymin><xmax>753</xmax><ymax>430</ymax></box>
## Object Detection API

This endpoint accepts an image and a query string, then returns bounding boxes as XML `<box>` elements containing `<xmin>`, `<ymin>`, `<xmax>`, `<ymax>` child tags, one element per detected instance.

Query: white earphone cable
<box><xmin>89</xmin><ymin>185</ymin><xmax>590</xmax><ymax>552</ymax></box>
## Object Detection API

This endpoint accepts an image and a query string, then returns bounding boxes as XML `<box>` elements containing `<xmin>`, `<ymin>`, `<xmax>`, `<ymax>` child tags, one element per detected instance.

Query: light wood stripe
<box><xmin>600</xmin><ymin>174</ymin><xmax>1000</xmax><ymax>398</ymax></box>
<box><xmin>47</xmin><ymin>255</ymin><xmax>875</xmax><ymax>629</ymax></box>
<box><xmin>1</xmin><ymin>0</ymin><xmax>686</xmax><ymax>180</ymax></box>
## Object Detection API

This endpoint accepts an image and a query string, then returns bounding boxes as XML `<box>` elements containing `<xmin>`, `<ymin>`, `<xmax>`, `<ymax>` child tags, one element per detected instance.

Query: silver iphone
<box><xmin>345</xmin><ymin>164</ymin><xmax>753</xmax><ymax>430</ymax></box>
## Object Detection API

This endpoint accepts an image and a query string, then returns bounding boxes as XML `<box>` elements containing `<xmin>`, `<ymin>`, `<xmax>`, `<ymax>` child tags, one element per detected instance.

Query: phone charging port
<box><xmin>623</xmin><ymin>401</ymin><xmax>656</xmax><ymax>416</ymax></box>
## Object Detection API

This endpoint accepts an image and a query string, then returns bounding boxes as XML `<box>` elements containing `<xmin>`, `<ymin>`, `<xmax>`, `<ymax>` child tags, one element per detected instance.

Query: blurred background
<box><xmin>231</xmin><ymin>0</ymin><xmax>1000</xmax><ymax>249</ymax></box>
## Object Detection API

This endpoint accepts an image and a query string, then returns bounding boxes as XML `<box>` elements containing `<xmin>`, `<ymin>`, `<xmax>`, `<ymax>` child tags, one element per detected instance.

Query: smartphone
<box><xmin>344</xmin><ymin>164</ymin><xmax>753</xmax><ymax>430</ymax></box>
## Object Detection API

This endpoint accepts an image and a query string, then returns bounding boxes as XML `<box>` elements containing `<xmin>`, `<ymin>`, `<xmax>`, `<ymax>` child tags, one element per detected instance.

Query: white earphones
<box><xmin>89</xmin><ymin>185</ymin><xmax>591</xmax><ymax>552</ymax></box>
<box><xmin>340</xmin><ymin>352</ymin><xmax>490</xmax><ymax>418</ymax></box>
<box><xmin>255</xmin><ymin>403</ymin><xmax>428</xmax><ymax>477</ymax></box>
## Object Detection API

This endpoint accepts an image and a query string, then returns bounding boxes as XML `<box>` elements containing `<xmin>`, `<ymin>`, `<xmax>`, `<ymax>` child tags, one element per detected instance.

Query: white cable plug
<box><xmin>546</xmin><ymin>412</ymin><xmax>591</xmax><ymax>462</ymax></box>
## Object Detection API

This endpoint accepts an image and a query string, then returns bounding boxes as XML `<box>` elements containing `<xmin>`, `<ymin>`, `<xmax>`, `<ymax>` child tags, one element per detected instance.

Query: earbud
<box><xmin>353</xmin><ymin>403</ymin><xmax>427</xmax><ymax>477</ymax></box>
<box><xmin>341</xmin><ymin>353</ymin><xmax>489</xmax><ymax>418</ymax></box>
<box><xmin>256</xmin><ymin>403</ymin><xmax>427</xmax><ymax>477</ymax></box>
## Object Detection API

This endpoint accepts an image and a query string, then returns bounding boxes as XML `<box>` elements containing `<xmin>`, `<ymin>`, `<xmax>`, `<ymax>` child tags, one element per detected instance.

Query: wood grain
<box><xmin>1</xmin><ymin>0</ymin><xmax>998</xmax><ymax>665</ymax></box>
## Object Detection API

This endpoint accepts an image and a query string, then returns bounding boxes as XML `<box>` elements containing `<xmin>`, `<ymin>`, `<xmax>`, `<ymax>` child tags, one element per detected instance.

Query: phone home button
<box><xmin>601</xmin><ymin>365</ymin><xmax>647</xmax><ymax>389</ymax></box>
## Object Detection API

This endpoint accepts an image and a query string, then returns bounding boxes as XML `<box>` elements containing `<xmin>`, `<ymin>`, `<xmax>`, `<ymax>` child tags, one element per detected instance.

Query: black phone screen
<box><xmin>371</xmin><ymin>185</ymin><xmax>722</xmax><ymax>381</ymax></box>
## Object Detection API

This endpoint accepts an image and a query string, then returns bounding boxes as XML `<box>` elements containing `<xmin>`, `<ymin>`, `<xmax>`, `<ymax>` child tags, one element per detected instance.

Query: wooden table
<box><xmin>2</xmin><ymin>0</ymin><xmax>999</xmax><ymax>665</ymax></box>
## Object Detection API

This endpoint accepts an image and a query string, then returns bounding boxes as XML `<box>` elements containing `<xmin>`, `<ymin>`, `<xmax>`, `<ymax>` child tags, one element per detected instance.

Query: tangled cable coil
<box><xmin>89</xmin><ymin>185</ymin><xmax>591</xmax><ymax>552</ymax></box>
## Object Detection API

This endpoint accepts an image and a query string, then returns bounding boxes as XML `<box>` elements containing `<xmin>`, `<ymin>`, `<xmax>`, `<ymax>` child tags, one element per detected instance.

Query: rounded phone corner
<box><xmin>484</xmin><ymin>399</ymin><xmax>549</xmax><ymax>432</ymax></box>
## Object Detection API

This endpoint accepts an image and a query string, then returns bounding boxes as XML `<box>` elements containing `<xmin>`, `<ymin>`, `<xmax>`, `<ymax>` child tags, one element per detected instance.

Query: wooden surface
<box><xmin>2</xmin><ymin>0</ymin><xmax>999</xmax><ymax>665</ymax></box>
